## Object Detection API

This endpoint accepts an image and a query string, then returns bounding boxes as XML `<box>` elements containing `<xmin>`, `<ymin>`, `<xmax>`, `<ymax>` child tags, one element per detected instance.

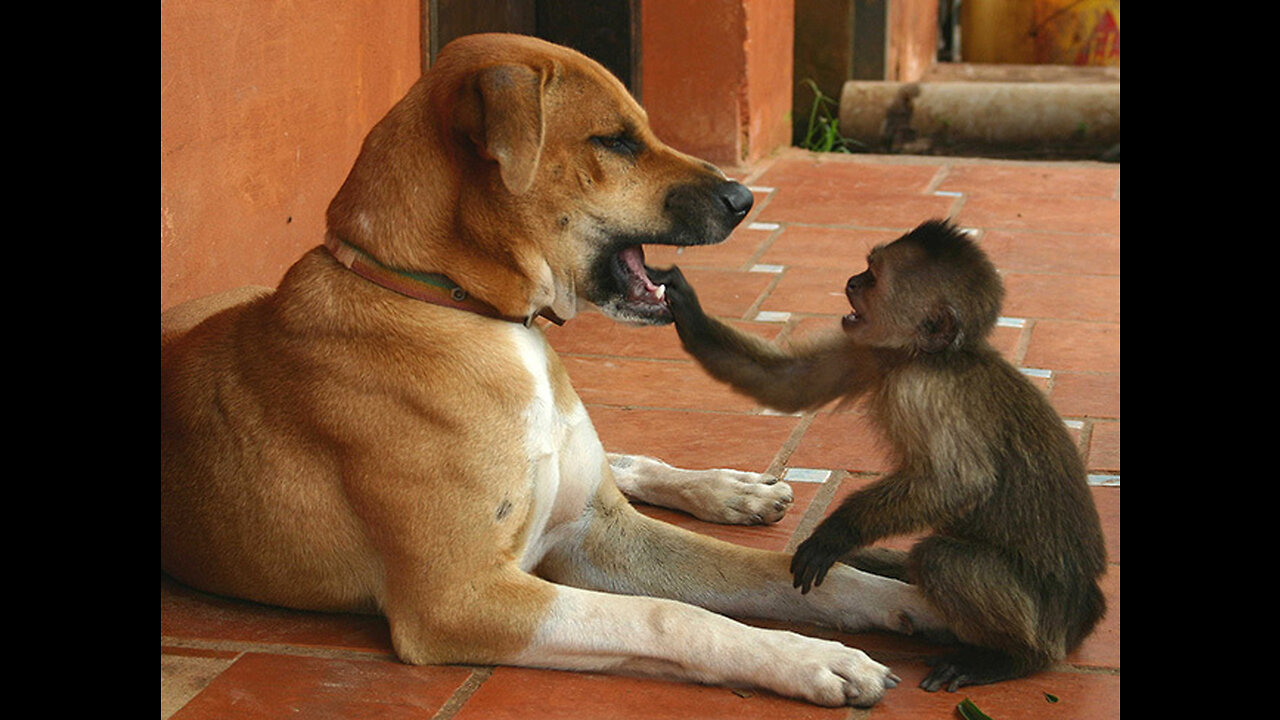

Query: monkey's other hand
<box><xmin>791</xmin><ymin>522</ymin><xmax>861</xmax><ymax>594</ymax></box>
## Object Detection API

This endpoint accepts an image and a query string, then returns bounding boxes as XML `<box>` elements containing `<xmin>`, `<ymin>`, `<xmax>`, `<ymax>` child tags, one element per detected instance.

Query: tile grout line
<box><xmin>735</xmin><ymin>153</ymin><xmax>782</xmax><ymax>186</ymax></box>
<box><xmin>1078</xmin><ymin>419</ymin><xmax>1099</xmax><ymax>479</ymax></box>
<box><xmin>160</xmin><ymin>636</ymin><xmax>397</xmax><ymax>663</ymax></box>
<box><xmin>766</xmin><ymin>411</ymin><xmax>816</xmax><ymax>480</ymax></box>
<box><xmin>785</xmin><ymin>469</ymin><xmax>847</xmax><ymax>555</ymax></box>
<box><xmin>740</xmin><ymin>270</ymin><xmax>786</xmax><ymax>322</ymax></box>
<box><xmin>740</xmin><ymin>218</ymin><xmax>785</xmax><ymax>271</ymax></box>
<box><xmin>923</xmin><ymin>162</ymin><xmax>953</xmax><ymax>195</ymax></box>
<box><xmin>766</xmin><ymin>410</ymin><xmax>851</xmax><ymax>554</ymax></box>
<box><xmin>1011</xmin><ymin>316</ymin><xmax>1035</xmax><ymax>368</ymax></box>
<box><xmin>430</xmin><ymin>667</ymin><xmax>494</xmax><ymax>720</ymax></box>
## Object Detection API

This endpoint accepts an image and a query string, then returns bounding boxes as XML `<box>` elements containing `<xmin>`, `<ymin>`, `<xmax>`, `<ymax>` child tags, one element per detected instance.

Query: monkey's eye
<box><xmin>591</xmin><ymin>134</ymin><xmax>643</xmax><ymax>157</ymax></box>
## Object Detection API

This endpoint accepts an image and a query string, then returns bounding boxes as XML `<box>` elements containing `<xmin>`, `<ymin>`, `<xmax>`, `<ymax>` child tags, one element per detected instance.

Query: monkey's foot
<box><xmin>920</xmin><ymin>647</ymin><xmax>1024</xmax><ymax>692</ymax></box>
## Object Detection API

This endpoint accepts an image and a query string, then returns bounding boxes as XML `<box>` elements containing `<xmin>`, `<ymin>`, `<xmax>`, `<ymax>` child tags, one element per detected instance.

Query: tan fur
<box><xmin>161</xmin><ymin>34</ymin><xmax>947</xmax><ymax>707</ymax></box>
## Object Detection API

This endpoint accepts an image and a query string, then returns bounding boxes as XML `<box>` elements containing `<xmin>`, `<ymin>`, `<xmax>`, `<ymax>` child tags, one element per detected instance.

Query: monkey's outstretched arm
<box><xmin>655</xmin><ymin>267</ymin><xmax>867</xmax><ymax>412</ymax></box>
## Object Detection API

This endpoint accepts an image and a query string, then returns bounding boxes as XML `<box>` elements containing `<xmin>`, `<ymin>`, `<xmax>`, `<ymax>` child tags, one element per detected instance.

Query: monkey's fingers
<box><xmin>647</xmin><ymin>266</ymin><xmax>688</xmax><ymax>296</ymax></box>
<box><xmin>648</xmin><ymin>266</ymin><xmax>699</xmax><ymax>311</ymax></box>
<box><xmin>792</xmin><ymin>557</ymin><xmax>831</xmax><ymax>594</ymax></box>
<box><xmin>790</xmin><ymin>541</ymin><xmax>839</xmax><ymax>594</ymax></box>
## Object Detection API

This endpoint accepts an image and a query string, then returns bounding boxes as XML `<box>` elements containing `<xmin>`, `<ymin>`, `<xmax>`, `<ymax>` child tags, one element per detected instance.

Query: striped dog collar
<box><xmin>323</xmin><ymin>235</ymin><xmax>563</xmax><ymax>326</ymax></box>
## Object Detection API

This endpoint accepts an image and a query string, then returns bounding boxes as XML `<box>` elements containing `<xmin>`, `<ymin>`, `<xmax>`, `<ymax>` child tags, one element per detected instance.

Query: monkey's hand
<box><xmin>648</xmin><ymin>265</ymin><xmax>714</xmax><ymax>346</ymax></box>
<box><xmin>791</xmin><ymin>521</ymin><xmax>863</xmax><ymax>594</ymax></box>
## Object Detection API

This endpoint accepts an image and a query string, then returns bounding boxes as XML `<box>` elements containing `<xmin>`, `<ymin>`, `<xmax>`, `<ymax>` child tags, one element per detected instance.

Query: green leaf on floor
<box><xmin>957</xmin><ymin>697</ymin><xmax>995</xmax><ymax>720</ymax></box>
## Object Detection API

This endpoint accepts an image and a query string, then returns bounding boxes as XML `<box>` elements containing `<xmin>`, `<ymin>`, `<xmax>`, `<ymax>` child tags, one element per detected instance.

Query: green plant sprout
<box><xmin>799</xmin><ymin>79</ymin><xmax>864</xmax><ymax>153</ymax></box>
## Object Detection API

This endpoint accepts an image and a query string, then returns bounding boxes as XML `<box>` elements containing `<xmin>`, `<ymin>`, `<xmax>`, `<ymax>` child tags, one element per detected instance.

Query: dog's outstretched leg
<box><xmin>383</xmin><ymin>556</ymin><xmax>899</xmax><ymax>707</ymax></box>
<box><xmin>608</xmin><ymin>453</ymin><xmax>793</xmax><ymax>525</ymax></box>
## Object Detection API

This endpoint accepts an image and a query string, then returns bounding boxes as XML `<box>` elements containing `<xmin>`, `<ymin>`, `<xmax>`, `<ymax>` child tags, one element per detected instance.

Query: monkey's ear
<box><xmin>918</xmin><ymin>304</ymin><xmax>961</xmax><ymax>353</ymax></box>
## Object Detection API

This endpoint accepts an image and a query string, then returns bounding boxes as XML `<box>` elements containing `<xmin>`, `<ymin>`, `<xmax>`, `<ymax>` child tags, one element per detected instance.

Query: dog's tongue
<box><xmin>619</xmin><ymin>246</ymin><xmax>666</xmax><ymax>303</ymax></box>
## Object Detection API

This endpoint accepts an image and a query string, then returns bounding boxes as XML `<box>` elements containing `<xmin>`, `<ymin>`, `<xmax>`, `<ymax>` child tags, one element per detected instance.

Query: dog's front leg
<box><xmin>608</xmin><ymin>453</ymin><xmax>793</xmax><ymax>525</ymax></box>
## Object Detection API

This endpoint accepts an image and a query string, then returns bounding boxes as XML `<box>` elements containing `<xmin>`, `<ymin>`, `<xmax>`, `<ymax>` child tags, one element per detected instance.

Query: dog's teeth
<box><xmin>655</xmin><ymin>284</ymin><xmax>666</xmax><ymax>301</ymax></box>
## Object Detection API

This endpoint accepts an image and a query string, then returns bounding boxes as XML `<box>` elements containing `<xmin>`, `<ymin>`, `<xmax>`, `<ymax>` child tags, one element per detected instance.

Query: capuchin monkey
<box><xmin>649</xmin><ymin>220</ymin><xmax>1107</xmax><ymax>692</ymax></box>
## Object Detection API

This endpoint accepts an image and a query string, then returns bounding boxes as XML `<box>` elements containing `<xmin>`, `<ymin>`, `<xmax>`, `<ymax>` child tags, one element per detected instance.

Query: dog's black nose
<box><xmin>718</xmin><ymin>181</ymin><xmax>754</xmax><ymax>220</ymax></box>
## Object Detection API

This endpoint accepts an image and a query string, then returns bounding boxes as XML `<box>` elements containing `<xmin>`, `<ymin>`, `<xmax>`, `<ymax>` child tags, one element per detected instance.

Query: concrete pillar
<box><xmin>641</xmin><ymin>0</ymin><xmax>794</xmax><ymax>167</ymax></box>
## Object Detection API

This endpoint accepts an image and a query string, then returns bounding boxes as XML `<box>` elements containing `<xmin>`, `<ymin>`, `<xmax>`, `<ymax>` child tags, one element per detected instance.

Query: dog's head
<box><xmin>326</xmin><ymin>33</ymin><xmax>752</xmax><ymax>325</ymax></box>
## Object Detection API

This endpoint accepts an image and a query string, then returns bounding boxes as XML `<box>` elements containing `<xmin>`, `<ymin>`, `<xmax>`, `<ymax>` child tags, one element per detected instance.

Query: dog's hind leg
<box><xmin>608</xmin><ymin>453</ymin><xmax>793</xmax><ymax>525</ymax></box>
<box><xmin>384</xmin><ymin>557</ymin><xmax>897</xmax><ymax>707</ymax></box>
<box><xmin>515</xmin><ymin>581</ymin><xmax>901</xmax><ymax>707</ymax></box>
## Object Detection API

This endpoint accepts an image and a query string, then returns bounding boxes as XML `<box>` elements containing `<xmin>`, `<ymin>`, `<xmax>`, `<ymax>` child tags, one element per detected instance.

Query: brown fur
<box><xmin>655</xmin><ymin>220</ymin><xmax>1108</xmax><ymax>691</ymax></box>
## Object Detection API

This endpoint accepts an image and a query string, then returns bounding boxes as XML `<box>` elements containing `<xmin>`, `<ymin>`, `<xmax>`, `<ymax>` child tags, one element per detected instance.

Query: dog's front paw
<box><xmin>687</xmin><ymin>469</ymin><xmax>793</xmax><ymax>525</ymax></box>
<box><xmin>609</xmin><ymin>454</ymin><xmax>792</xmax><ymax>525</ymax></box>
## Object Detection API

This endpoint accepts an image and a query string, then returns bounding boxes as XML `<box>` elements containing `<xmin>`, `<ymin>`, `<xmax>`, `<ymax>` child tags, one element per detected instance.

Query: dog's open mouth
<box><xmin>584</xmin><ymin>241</ymin><xmax>681</xmax><ymax>325</ymax></box>
<box><xmin>614</xmin><ymin>246</ymin><xmax>667</xmax><ymax>307</ymax></box>
<box><xmin>581</xmin><ymin>241</ymin><xmax>687</xmax><ymax>325</ymax></box>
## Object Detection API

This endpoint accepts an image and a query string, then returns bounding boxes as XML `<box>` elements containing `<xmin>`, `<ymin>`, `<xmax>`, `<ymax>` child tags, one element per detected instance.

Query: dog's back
<box><xmin>161</xmin><ymin>286</ymin><xmax>271</xmax><ymax>349</ymax></box>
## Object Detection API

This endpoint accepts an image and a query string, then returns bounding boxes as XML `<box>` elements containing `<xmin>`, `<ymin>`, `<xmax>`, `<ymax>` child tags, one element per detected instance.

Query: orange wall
<box><xmin>743</xmin><ymin>0</ymin><xmax>796</xmax><ymax>162</ymax></box>
<box><xmin>161</xmin><ymin>1</ymin><xmax>794</xmax><ymax>309</ymax></box>
<box><xmin>888</xmin><ymin>0</ymin><xmax>939</xmax><ymax>82</ymax></box>
<box><xmin>641</xmin><ymin>0</ymin><xmax>793</xmax><ymax>167</ymax></box>
<box><xmin>160</xmin><ymin>1</ymin><xmax>421</xmax><ymax>309</ymax></box>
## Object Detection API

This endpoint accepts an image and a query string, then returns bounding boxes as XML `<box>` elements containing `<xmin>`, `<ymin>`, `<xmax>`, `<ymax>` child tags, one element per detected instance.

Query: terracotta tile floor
<box><xmin>162</xmin><ymin>148</ymin><xmax>1120</xmax><ymax>719</ymax></box>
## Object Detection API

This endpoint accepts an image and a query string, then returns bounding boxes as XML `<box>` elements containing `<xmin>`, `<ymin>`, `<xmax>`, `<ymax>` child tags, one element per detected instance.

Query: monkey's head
<box><xmin>843</xmin><ymin>220</ymin><xmax>1003</xmax><ymax>354</ymax></box>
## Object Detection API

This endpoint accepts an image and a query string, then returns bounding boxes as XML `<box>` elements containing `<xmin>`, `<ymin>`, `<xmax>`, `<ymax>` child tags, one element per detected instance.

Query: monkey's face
<box><xmin>842</xmin><ymin>244</ymin><xmax>910</xmax><ymax>348</ymax></box>
<box><xmin>843</xmin><ymin>221</ymin><xmax>1003</xmax><ymax>354</ymax></box>
<box><xmin>842</xmin><ymin>240</ymin><xmax>945</xmax><ymax>351</ymax></box>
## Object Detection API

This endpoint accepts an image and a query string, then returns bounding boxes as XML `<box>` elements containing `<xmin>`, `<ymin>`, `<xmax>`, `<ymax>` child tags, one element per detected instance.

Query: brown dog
<box><xmin>161</xmin><ymin>34</ymin><xmax>946</xmax><ymax>707</ymax></box>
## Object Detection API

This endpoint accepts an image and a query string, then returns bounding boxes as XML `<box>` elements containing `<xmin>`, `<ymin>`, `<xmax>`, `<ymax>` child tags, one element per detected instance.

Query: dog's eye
<box><xmin>592</xmin><ymin>134</ymin><xmax>642</xmax><ymax>156</ymax></box>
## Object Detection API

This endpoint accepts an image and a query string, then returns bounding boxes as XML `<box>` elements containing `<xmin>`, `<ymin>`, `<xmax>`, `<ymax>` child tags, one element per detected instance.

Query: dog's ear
<box><xmin>459</xmin><ymin>63</ymin><xmax>546</xmax><ymax>195</ymax></box>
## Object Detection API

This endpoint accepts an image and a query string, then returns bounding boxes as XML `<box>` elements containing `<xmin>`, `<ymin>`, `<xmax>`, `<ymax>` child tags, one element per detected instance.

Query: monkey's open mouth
<box><xmin>842</xmin><ymin>290</ymin><xmax>863</xmax><ymax>331</ymax></box>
